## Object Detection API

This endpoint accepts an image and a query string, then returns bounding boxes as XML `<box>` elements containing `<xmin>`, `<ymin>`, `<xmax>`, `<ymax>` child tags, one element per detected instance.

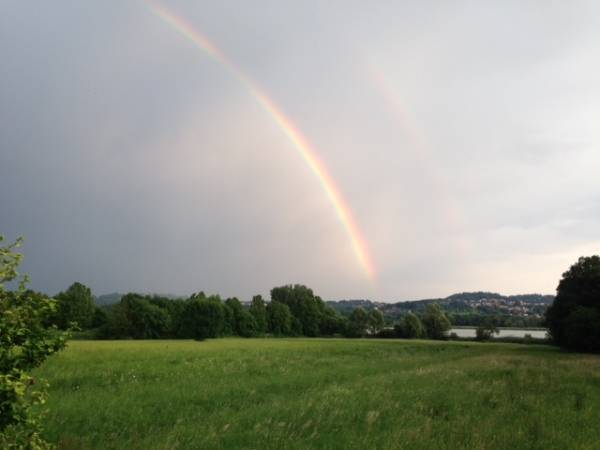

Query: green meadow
<box><xmin>36</xmin><ymin>339</ymin><xmax>600</xmax><ymax>449</ymax></box>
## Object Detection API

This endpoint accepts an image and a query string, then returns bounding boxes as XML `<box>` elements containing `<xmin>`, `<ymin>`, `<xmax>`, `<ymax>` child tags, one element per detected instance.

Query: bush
<box><xmin>0</xmin><ymin>236</ymin><xmax>68</xmax><ymax>448</ymax></box>
<box><xmin>475</xmin><ymin>320</ymin><xmax>499</xmax><ymax>341</ymax></box>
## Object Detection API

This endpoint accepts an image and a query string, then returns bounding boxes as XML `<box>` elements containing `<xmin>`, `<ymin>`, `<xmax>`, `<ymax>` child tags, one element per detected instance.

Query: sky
<box><xmin>1</xmin><ymin>1</ymin><xmax>599</xmax><ymax>301</ymax></box>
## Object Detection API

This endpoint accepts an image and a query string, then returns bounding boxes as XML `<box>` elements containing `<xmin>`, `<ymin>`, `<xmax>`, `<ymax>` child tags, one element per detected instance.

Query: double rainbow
<box><xmin>146</xmin><ymin>2</ymin><xmax>375</xmax><ymax>279</ymax></box>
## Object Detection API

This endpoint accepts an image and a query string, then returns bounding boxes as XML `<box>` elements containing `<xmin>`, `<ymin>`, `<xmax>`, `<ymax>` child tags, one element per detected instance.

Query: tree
<box><xmin>545</xmin><ymin>256</ymin><xmax>600</xmax><ymax>352</ymax></box>
<box><xmin>270</xmin><ymin>285</ymin><xmax>323</xmax><ymax>336</ymax></box>
<box><xmin>267</xmin><ymin>300</ymin><xmax>292</xmax><ymax>336</ymax></box>
<box><xmin>223</xmin><ymin>296</ymin><xmax>259</xmax><ymax>338</ymax></box>
<box><xmin>475</xmin><ymin>318</ymin><xmax>499</xmax><ymax>341</ymax></box>
<box><xmin>179</xmin><ymin>295</ymin><xmax>226</xmax><ymax>340</ymax></box>
<box><xmin>346</xmin><ymin>307</ymin><xmax>369</xmax><ymax>337</ymax></box>
<box><xmin>561</xmin><ymin>307</ymin><xmax>600</xmax><ymax>351</ymax></box>
<box><xmin>114</xmin><ymin>294</ymin><xmax>171</xmax><ymax>339</ymax></box>
<box><xmin>0</xmin><ymin>236</ymin><xmax>67</xmax><ymax>448</ymax></box>
<box><xmin>150</xmin><ymin>296</ymin><xmax>185</xmax><ymax>338</ymax></box>
<box><xmin>397</xmin><ymin>312</ymin><xmax>425</xmax><ymax>339</ymax></box>
<box><xmin>91</xmin><ymin>306</ymin><xmax>108</xmax><ymax>328</ymax></box>
<box><xmin>222</xmin><ymin>301</ymin><xmax>235</xmax><ymax>336</ymax></box>
<box><xmin>54</xmin><ymin>282</ymin><xmax>96</xmax><ymax>329</ymax></box>
<box><xmin>368</xmin><ymin>309</ymin><xmax>385</xmax><ymax>334</ymax></box>
<box><xmin>422</xmin><ymin>303</ymin><xmax>451</xmax><ymax>340</ymax></box>
<box><xmin>319</xmin><ymin>305</ymin><xmax>345</xmax><ymax>336</ymax></box>
<box><xmin>225</xmin><ymin>297</ymin><xmax>246</xmax><ymax>336</ymax></box>
<box><xmin>237</xmin><ymin>309</ymin><xmax>258</xmax><ymax>337</ymax></box>
<box><xmin>249</xmin><ymin>295</ymin><xmax>268</xmax><ymax>334</ymax></box>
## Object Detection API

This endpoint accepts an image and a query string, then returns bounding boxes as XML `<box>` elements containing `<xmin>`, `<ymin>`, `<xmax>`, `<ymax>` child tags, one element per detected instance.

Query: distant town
<box><xmin>327</xmin><ymin>292</ymin><xmax>553</xmax><ymax>327</ymax></box>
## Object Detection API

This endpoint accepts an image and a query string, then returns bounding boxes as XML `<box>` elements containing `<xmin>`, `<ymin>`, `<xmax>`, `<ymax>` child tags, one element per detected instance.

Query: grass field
<box><xmin>34</xmin><ymin>339</ymin><xmax>600</xmax><ymax>449</ymax></box>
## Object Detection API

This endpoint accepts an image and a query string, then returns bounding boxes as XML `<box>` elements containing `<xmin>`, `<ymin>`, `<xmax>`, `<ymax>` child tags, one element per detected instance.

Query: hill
<box><xmin>94</xmin><ymin>293</ymin><xmax>122</xmax><ymax>306</ymax></box>
<box><xmin>328</xmin><ymin>292</ymin><xmax>554</xmax><ymax>326</ymax></box>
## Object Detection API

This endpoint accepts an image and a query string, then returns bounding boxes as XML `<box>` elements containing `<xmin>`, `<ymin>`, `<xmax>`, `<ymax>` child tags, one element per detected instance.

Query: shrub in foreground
<box><xmin>0</xmin><ymin>236</ymin><xmax>68</xmax><ymax>448</ymax></box>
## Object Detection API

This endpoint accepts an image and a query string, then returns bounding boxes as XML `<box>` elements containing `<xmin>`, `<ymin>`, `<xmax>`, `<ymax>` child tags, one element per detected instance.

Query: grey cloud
<box><xmin>1</xmin><ymin>1</ymin><xmax>599</xmax><ymax>300</ymax></box>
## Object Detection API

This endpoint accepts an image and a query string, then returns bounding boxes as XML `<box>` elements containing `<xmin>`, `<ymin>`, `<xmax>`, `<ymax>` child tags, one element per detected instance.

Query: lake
<box><xmin>450</xmin><ymin>328</ymin><xmax>548</xmax><ymax>339</ymax></box>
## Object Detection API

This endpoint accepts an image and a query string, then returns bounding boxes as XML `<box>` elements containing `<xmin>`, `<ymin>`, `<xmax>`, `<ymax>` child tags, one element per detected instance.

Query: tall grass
<box><xmin>35</xmin><ymin>339</ymin><xmax>600</xmax><ymax>449</ymax></box>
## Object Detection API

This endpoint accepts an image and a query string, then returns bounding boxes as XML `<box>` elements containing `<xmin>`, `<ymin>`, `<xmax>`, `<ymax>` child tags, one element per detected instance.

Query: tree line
<box><xmin>50</xmin><ymin>283</ymin><xmax>382</xmax><ymax>339</ymax></box>
<box><xmin>49</xmin><ymin>282</ymin><xmax>454</xmax><ymax>340</ymax></box>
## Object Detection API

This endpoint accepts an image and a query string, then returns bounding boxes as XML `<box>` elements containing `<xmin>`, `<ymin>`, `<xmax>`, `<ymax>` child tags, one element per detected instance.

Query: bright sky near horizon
<box><xmin>1</xmin><ymin>1</ymin><xmax>599</xmax><ymax>301</ymax></box>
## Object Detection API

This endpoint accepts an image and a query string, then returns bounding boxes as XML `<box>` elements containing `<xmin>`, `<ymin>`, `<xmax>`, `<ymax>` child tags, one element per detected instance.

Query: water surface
<box><xmin>450</xmin><ymin>328</ymin><xmax>548</xmax><ymax>339</ymax></box>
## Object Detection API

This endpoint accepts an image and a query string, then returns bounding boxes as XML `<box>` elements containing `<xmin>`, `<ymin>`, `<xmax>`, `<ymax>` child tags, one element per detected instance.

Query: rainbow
<box><xmin>368</xmin><ymin>64</ymin><xmax>467</xmax><ymax>240</ymax></box>
<box><xmin>146</xmin><ymin>2</ymin><xmax>375</xmax><ymax>279</ymax></box>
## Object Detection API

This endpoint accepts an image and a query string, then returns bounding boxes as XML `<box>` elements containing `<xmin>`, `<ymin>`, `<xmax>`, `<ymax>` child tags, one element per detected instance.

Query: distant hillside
<box><xmin>327</xmin><ymin>292</ymin><xmax>554</xmax><ymax>326</ymax></box>
<box><xmin>95</xmin><ymin>293</ymin><xmax>122</xmax><ymax>306</ymax></box>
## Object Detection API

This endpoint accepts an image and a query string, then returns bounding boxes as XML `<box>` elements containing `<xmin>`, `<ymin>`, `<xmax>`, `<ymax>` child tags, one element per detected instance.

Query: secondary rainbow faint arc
<box><xmin>146</xmin><ymin>2</ymin><xmax>376</xmax><ymax>279</ymax></box>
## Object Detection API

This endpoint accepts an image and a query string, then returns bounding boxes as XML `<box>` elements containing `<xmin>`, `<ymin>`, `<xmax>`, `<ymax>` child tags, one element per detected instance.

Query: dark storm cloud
<box><xmin>1</xmin><ymin>1</ymin><xmax>599</xmax><ymax>300</ymax></box>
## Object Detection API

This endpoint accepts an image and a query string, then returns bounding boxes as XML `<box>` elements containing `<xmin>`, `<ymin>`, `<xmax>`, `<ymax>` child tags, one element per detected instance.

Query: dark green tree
<box><xmin>396</xmin><ymin>312</ymin><xmax>425</xmax><ymax>338</ymax></box>
<box><xmin>91</xmin><ymin>306</ymin><xmax>108</xmax><ymax>328</ymax></box>
<box><xmin>151</xmin><ymin>297</ymin><xmax>186</xmax><ymax>338</ymax></box>
<box><xmin>271</xmin><ymin>284</ymin><xmax>323</xmax><ymax>336</ymax></box>
<box><xmin>179</xmin><ymin>295</ymin><xmax>226</xmax><ymax>340</ymax></box>
<box><xmin>422</xmin><ymin>303</ymin><xmax>451</xmax><ymax>340</ymax></box>
<box><xmin>545</xmin><ymin>256</ymin><xmax>600</xmax><ymax>352</ymax></box>
<box><xmin>267</xmin><ymin>300</ymin><xmax>292</xmax><ymax>336</ymax></box>
<box><xmin>249</xmin><ymin>295</ymin><xmax>268</xmax><ymax>334</ymax></box>
<box><xmin>225</xmin><ymin>297</ymin><xmax>246</xmax><ymax>336</ymax></box>
<box><xmin>54</xmin><ymin>282</ymin><xmax>95</xmax><ymax>329</ymax></box>
<box><xmin>346</xmin><ymin>307</ymin><xmax>369</xmax><ymax>337</ymax></box>
<box><xmin>98</xmin><ymin>302</ymin><xmax>130</xmax><ymax>339</ymax></box>
<box><xmin>0</xmin><ymin>236</ymin><xmax>68</xmax><ymax>448</ymax></box>
<box><xmin>562</xmin><ymin>307</ymin><xmax>600</xmax><ymax>351</ymax></box>
<box><xmin>368</xmin><ymin>309</ymin><xmax>385</xmax><ymax>334</ymax></box>
<box><xmin>222</xmin><ymin>301</ymin><xmax>235</xmax><ymax>336</ymax></box>
<box><xmin>237</xmin><ymin>309</ymin><xmax>258</xmax><ymax>337</ymax></box>
<box><xmin>118</xmin><ymin>294</ymin><xmax>171</xmax><ymax>339</ymax></box>
<box><xmin>319</xmin><ymin>305</ymin><xmax>345</xmax><ymax>335</ymax></box>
